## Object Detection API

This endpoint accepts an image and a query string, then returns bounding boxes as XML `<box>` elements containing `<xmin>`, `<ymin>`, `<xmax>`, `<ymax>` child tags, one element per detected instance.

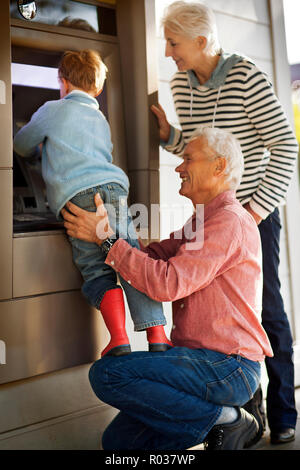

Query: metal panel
<box><xmin>0</xmin><ymin>291</ymin><xmax>102</xmax><ymax>384</ymax></box>
<box><xmin>13</xmin><ymin>233</ymin><xmax>82</xmax><ymax>298</ymax></box>
<box><xmin>0</xmin><ymin>404</ymin><xmax>117</xmax><ymax>450</ymax></box>
<box><xmin>116</xmin><ymin>0</ymin><xmax>160</xmax><ymax>174</ymax></box>
<box><xmin>0</xmin><ymin>0</ymin><xmax>12</xmax><ymax>169</ymax></box>
<box><xmin>116</xmin><ymin>0</ymin><xmax>160</xmax><ymax>244</ymax></box>
<box><xmin>0</xmin><ymin>170</ymin><xmax>13</xmax><ymax>300</ymax></box>
<box><xmin>0</xmin><ymin>364</ymin><xmax>105</xmax><ymax>435</ymax></box>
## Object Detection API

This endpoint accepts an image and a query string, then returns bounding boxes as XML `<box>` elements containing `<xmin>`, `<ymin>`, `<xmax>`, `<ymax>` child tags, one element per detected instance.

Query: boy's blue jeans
<box><xmin>68</xmin><ymin>183</ymin><xmax>166</xmax><ymax>330</ymax></box>
<box><xmin>88</xmin><ymin>348</ymin><xmax>261</xmax><ymax>450</ymax></box>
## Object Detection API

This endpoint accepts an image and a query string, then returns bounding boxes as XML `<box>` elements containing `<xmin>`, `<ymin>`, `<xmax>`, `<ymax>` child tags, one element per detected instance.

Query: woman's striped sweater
<box><xmin>163</xmin><ymin>57</ymin><xmax>298</xmax><ymax>219</ymax></box>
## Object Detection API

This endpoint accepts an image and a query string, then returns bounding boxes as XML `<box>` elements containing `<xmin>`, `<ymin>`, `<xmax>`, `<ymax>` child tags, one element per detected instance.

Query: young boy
<box><xmin>13</xmin><ymin>49</ymin><xmax>171</xmax><ymax>357</ymax></box>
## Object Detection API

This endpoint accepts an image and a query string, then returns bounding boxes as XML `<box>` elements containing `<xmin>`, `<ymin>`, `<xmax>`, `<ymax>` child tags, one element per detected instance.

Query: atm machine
<box><xmin>0</xmin><ymin>0</ymin><xmax>159</xmax><ymax>448</ymax></box>
<box><xmin>0</xmin><ymin>0</ymin><xmax>129</xmax><ymax>386</ymax></box>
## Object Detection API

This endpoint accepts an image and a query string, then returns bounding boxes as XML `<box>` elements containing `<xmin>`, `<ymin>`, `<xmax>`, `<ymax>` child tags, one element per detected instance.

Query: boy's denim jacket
<box><xmin>13</xmin><ymin>90</ymin><xmax>129</xmax><ymax>218</ymax></box>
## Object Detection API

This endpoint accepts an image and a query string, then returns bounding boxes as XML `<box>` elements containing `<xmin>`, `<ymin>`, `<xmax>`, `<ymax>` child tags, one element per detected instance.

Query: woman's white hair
<box><xmin>161</xmin><ymin>1</ymin><xmax>220</xmax><ymax>55</ymax></box>
<box><xmin>189</xmin><ymin>127</ymin><xmax>244</xmax><ymax>190</ymax></box>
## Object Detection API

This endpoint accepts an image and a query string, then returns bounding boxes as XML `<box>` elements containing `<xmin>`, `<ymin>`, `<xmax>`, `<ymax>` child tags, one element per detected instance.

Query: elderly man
<box><xmin>62</xmin><ymin>127</ymin><xmax>272</xmax><ymax>451</ymax></box>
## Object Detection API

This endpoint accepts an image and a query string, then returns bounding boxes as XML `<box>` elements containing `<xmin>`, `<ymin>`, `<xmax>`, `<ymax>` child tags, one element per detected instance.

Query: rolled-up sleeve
<box><xmin>105</xmin><ymin>213</ymin><xmax>242</xmax><ymax>302</ymax></box>
<box><xmin>13</xmin><ymin>102</ymin><xmax>51</xmax><ymax>157</ymax></box>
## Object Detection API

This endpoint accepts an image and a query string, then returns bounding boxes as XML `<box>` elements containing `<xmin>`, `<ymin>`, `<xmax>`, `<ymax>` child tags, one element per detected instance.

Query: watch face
<box><xmin>102</xmin><ymin>241</ymin><xmax>110</xmax><ymax>254</ymax></box>
<box><xmin>102</xmin><ymin>237</ymin><xmax>115</xmax><ymax>254</ymax></box>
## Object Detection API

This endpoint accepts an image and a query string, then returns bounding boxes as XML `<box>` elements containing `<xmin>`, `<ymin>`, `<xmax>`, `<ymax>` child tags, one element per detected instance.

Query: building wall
<box><xmin>155</xmin><ymin>0</ymin><xmax>293</xmax><ymax>340</ymax></box>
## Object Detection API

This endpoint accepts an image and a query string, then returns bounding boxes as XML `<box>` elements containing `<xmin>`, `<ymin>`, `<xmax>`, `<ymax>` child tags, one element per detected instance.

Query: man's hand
<box><xmin>151</xmin><ymin>104</ymin><xmax>171</xmax><ymax>142</ymax></box>
<box><xmin>61</xmin><ymin>193</ymin><xmax>114</xmax><ymax>245</ymax></box>
<box><xmin>244</xmin><ymin>203</ymin><xmax>263</xmax><ymax>225</ymax></box>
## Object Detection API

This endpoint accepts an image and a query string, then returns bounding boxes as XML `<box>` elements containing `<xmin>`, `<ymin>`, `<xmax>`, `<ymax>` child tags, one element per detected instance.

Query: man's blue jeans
<box><xmin>258</xmin><ymin>208</ymin><xmax>297</xmax><ymax>431</ymax></box>
<box><xmin>89</xmin><ymin>348</ymin><xmax>261</xmax><ymax>450</ymax></box>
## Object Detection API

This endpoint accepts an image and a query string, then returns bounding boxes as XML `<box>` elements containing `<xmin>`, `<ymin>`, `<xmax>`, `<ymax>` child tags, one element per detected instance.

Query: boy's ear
<box><xmin>61</xmin><ymin>77</ymin><xmax>70</xmax><ymax>93</ymax></box>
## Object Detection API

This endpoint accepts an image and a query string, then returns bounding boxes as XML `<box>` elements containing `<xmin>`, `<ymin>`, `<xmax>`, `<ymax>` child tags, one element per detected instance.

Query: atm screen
<box><xmin>12</xmin><ymin>62</ymin><xmax>59</xmax><ymax>90</ymax></box>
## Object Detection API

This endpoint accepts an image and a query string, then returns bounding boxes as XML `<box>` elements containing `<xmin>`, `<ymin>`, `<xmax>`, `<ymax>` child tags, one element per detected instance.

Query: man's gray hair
<box><xmin>161</xmin><ymin>1</ymin><xmax>221</xmax><ymax>55</ymax></box>
<box><xmin>190</xmin><ymin>127</ymin><xmax>244</xmax><ymax>190</ymax></box>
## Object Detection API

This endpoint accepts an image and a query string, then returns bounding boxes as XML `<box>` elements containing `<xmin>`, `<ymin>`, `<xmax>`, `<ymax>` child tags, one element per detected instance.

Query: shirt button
<box><xmin>172</xmin><ymin>324</ymin><xmax>176</xmax><ymax>330</ymax></box>
<box><xmin>111</xmin><ymin>260</ymin><xmax>115</xmax><ymax>266</ymax></box>
<box><xmin>128</xmin><ymin>280</ymin><xmax>131</xmax><ymax>284</ymax></box>
<box><xmin>180</xmin><ymin>303</ymin><xmax>184</xmax><ymax>309</ymax></box>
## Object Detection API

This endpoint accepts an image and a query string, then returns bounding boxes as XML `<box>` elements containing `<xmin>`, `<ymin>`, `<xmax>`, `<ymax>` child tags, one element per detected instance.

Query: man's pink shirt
<box><xmin>106</xmin><ymin>190</ymin><xmax>273</xmax><ymax>362</ymax></box>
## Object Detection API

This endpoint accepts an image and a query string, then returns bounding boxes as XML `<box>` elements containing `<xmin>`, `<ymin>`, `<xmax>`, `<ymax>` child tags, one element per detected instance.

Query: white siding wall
<box><xmin>155</xmin><ymin>0</ymin><xmax>293</xmax><ymax>342</ymax></box>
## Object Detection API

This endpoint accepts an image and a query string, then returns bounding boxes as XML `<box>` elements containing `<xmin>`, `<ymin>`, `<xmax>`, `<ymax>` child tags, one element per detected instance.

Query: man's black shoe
<box><xmin>270</xmin><ymin>428</ymin><xmax>295</xmax><ymax>445</ymax></box>
<box><xmin>204</xmin><ymin>408</ymin><xmax>259</xmax><ymax>450</ymax></box>
<box><xmin>242</xmin><ymin>385</ymin><xmax>265</xmax><ymax>443</ymax></box>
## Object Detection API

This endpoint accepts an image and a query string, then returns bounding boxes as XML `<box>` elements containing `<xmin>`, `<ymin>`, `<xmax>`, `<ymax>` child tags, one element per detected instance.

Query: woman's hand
<box><xmin>244</xmin><ymin>203</ymin><xmax>262</xmax><ymax>225</ymax></box>
<box><xmin>151</xmin><ymin>104</ymin><xmax>171</xmax><ymax>142</ymax></box>
<box><xmin>61</xmin><ymin>193</ymin><xmax>114</xmax><ymax>245</ymax></box>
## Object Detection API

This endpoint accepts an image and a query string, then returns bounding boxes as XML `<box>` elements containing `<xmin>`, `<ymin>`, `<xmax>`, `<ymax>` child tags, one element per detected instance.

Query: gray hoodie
<box><xmin>186</xmin><ymin>51</ymin><xmax>245</xmax><ymax>122</ymax></box>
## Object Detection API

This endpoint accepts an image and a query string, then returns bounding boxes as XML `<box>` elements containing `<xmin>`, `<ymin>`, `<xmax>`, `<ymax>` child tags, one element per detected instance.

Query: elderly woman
<box><xmin>151</xmin><ymin>1</ymin><xmax>298</xmax><ymax>445</ymax></box>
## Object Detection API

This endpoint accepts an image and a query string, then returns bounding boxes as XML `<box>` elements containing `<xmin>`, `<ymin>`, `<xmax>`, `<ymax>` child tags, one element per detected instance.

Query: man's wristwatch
<box><xmin>101</xmin><ymin>237</ymin><xmax>117</xmax><ymax>256</ymax></box>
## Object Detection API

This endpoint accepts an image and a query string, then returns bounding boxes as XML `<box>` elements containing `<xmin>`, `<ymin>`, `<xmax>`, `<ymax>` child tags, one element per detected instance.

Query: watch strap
<box><xmin>101</xmin><ymin>237</ymin><xmax>117</xmax><ymax>255</ymax></box>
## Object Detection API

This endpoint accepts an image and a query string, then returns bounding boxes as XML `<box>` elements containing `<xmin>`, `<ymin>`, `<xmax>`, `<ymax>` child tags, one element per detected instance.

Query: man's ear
<box><xmin>214</xmin><ymin>156</ymin><xmax>227</xmax><ymax>176</ymax></box>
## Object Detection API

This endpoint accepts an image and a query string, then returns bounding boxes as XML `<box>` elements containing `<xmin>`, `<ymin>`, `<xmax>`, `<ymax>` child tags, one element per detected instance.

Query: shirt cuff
<box><xmin>248</xmin><ymin>199</ymin><xmax>271</xmax><ymax>220</ymax></box>
<box><xmin>105</xmin><ymin>238</ymin><xmax>134</xmax><ymax>275</ymax></box>
<box><xmin>160</xmin><ymin>125</ymin><xmax>176</xmax><ymax>148</ymax></box>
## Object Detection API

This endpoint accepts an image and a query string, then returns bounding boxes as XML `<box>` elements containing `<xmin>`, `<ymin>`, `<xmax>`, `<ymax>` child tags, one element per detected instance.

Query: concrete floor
<box><xmin>253</xmin><ymin>387</ymin><xmax>300</xmax><ymax>451</ymax></box>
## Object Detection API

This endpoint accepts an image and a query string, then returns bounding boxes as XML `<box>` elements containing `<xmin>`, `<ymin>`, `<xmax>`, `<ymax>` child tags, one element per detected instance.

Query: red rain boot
<box><xmin>99</xmin><ymin>288</ymin><xmax>131</xmax><ymax>357</ymax></box>
<box><xmin>146</xmin><ymin>325</ymin><xmax>173</xmax><ymax>352</ymax></box>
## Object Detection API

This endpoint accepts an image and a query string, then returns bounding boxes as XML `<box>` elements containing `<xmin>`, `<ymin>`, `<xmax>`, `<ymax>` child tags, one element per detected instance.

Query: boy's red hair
<box><xmin>58</xmin><ymin>49</ymin><xmax>107</xmax><ymax>93</ymax></box>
